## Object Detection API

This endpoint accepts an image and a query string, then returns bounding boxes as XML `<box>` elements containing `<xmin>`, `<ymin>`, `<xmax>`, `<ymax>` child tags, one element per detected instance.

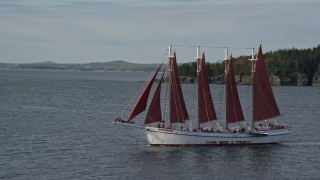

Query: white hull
<box><xmin>146</xmin><ymin>127</ymin><xmax>290</xmax><ymax>146</ymax></box>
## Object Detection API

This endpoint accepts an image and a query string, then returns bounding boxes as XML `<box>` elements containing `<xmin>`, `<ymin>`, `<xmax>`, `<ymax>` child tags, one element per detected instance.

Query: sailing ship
<box><xmin>114</xmin><ymin>44</ymin><xmax>290</xmax><ymax>146</ymax></box>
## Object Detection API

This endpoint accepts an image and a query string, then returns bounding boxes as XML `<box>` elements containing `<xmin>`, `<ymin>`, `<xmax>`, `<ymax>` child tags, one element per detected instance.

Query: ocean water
<box><xmin>0</xmin><ymin>69</ymin><xmax>319</xmax><ymax>180</ymax></box>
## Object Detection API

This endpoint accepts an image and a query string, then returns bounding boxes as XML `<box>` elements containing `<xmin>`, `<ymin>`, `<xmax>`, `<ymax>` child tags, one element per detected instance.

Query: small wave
<box><xmin>20</xmin><ymin>105</ymin><xmax>62</xmax><ymax>110</ymax></box>
<box><xmin>19</xmin><ymin>105</ymin><xmax>77</xmax><ymax>112</ymax></box>
<box><xmin>282</xmin><ymin>141</ymin><xmax>320</xmax><ymax>146</ymax></box>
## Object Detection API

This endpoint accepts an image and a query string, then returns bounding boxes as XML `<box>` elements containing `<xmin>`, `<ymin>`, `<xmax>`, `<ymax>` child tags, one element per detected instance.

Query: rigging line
<box><xmin>174</xmin><ymin>72</ymin><xmax>185</xmax><ymax>121</ymax></box>
<box><xmin>246</xmin><ymin>86</ymin><xmax>252</xmax><ymax>123</ymax></box>
<box><xmin>162</xmin><ymin>68</ymin><xmax>167</xmax><ymax>125</ymax></box>
<box><xmin>227</xmin><ymin>47</ymin><xmax>255</xmax><ymax>50</ymax></box>
<box><xmin>147</xmin><ymin>68</ymin><xmax>164</xmax><ymax>122</ymax></box>
<box><xmin>171</xmin><ymin>44</ymin><xmax>255</xmax><ymax>50</ymax></box>
<box><xmin>254</xmin><ymin>72</ymin><xmax>279</xmax><ymax>121</ymax></box>
<box><xmin>118</xmin><ymin>49</ymin><xmax>167</xmax><ymax>118</ymax></box>
<box><xmin>229</xmin><ymin>73</ymin><xmax>241</xmax><ymax>123</ymax></box>
<box><xmin>201</xmin><ymin>73</ymin><xmax>212</xmax><ymax>124</ymax></box>
<box><xmin>162</xmin><ymin>67</ymin><xmax>170</xmax><ymax>123</ymax></box>
<box><xmin>212</xmin><ymin>84</ymin><xmax>225</xmax><ymax>128</ymax></box>
<box><xmin>119</xmin><ymin>69</ymin><xmax>154</xmax><ymax>117</ymax></box>
<box><xmin>200</xmin><ymin>75</ymin><xmax>208</xmax><ymax>122</ymax></box>
<box><xmin>171</xmin><ymin>63</ymin><xmax>188</xmax><ymax>122</ymax></box>
<box><xmin>174</xmin><ymin>74</ymin><xmax>183</xmax><ymax>121</ymax></box>
<box><xmin>171</xmin><ymin>44</ymin><xmax>199</xmax><ymax>48</ymax></box>
<box><xmin>228</xmin><ymin>58</ymin><xmax>244</xmax><ymax>124</ymax></box>
<box><xmin>170</xmin><ymin>70</ymin><xmax>178</xmax><ymax>122</ymax></box>
<box><xmin>191</xmin><ymin>76</ymin><xmax>197</xmax><ymax>129</ymax></box>
<box><xmin>218</xmin><ymin>82</ymin><xmax>225</xmax><ymax>125</ymax></box>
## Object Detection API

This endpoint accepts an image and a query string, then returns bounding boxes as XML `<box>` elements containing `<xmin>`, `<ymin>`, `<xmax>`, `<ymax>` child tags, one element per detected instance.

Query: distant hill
<box><xmin>100</xmin><ymin>60</ymin><xmax>130</xmax><ymax>66</ymax></box>
<box><xmin>84</xmin><ymin>60</ymin><xmax>158</xmax><ymax>71</ymax></box>
<box><xmin>0</xmin><ymin>60</ymin><xmax>158</xmax><ymax>71</ymax></box>
<box><xmin>32</xmin><ymin>61</ymin><xmax>56</xmax><ymax>64</ymax></box>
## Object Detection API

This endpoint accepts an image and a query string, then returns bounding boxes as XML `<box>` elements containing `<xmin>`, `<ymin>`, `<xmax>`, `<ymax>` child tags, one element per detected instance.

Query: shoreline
<box><xmin>1</xmin><ymin>68</ymin><xmax>319</xmax><ymax>86</ymax></box>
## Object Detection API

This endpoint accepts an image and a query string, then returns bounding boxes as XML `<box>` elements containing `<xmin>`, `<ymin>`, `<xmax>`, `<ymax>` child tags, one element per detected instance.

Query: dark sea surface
<box><xmin>1</xmin><ymin>69</ymin><xmax>319</xmax><ymax>180</ymax></box>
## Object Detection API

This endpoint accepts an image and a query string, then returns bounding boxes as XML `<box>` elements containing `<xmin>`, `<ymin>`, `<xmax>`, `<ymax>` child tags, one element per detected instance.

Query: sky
<box><xmin>0</xmin><ymin>0</ymin><xmax>319</xmax><ymax>64</ymax></box>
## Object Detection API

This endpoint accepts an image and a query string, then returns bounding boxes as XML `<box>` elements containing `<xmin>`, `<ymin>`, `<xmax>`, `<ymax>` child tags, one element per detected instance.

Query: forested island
<box><xmin>1</xmin><ymin>45</ymin><xmax>319</xmax><ymax>86</ymax></box>
<box><xmin>178</xmin><ymin>45</ymin><xmax>320</xmax><ymax>86</ymax></box>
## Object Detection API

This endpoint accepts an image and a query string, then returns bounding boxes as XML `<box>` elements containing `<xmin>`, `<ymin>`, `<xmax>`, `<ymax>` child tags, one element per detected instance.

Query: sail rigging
<box><xmin>144</xmin><ymin>70</ymin><xmax>165</xmax><ymax>124</ymax></box>
<box><xmin>127</xmin><ymin>63</ymin><xmax>162</xmax><ymax>122</ymax></box>
<box><xmin>252</xmin><ymin>44</ymin><xmax>280</xmax><ymax>121</ymax></box>
<box><xmin>169</xmin><ymin>52</ymin><xmax>189</xmax><ymax>123</ymax></box>
<box><xmin>197</xmin><ymin>52</ymin><xmax>217</xmax><ymax>124</ymax></box>
<box><xmin>225</xmin><ymin>54</ymin><xmax>244</xmax><ymax>124</ymax></box>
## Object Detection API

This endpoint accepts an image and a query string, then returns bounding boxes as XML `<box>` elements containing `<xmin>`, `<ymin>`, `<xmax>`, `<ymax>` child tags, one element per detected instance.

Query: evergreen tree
<box><xmin>177</xmin><ymin>45</ymin><xmax>320</xmax><ymax>85</ymax></box>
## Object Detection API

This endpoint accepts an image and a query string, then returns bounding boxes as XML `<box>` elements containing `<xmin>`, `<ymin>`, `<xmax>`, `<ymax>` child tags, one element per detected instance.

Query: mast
<box><xmin>196</xmin><ymin>46</ymin><xmax>201</xmax><ymax>128</ymax></box>
<box><xmin>169</xmin><ymin>47</ymin><xmax>189</xmax><ymax>124</ymax></box>
<box><xmin>197</xmin><ymin>47</ymin><xmax>217</xmax><ymax>127</ymax></box>
<box><xmin>251</xmin><ymin>44</ymin><xmax>280</xmax><ymax>124</ymax></box>
<box><xmin>225</xmin><ymin>49</ymin><xmax>244</xmax><ymax>129</ymax></box>
<box><xmin>249</xmin><ymin>48</ymin><xmax>256</xmax><ymax>127</ymax></box>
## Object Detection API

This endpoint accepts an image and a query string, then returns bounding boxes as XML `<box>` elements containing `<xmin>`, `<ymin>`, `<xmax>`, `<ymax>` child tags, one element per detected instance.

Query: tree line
<box><xmin>178</xmin><ymin>45</ymin><xmax>320</xmax><ymax>86</ymax></box>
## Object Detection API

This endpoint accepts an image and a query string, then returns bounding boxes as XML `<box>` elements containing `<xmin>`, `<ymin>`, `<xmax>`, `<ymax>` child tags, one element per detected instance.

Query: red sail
<box><xmin>225</xmin><ymin>55</ymin><xmax>244</xmax><ymax>124</ymax></box>
<box><xmin>144</xmin><ymin>71</ymin><xmax>165</xmax><ymax>124</ymax></box>
<box><xmin>127</xmin><ymin>64</ymin><xmax>162</xmax><ymax>122</ymax></box>
<box><xmin>198</xmin><ymin>52</ymin><xmax>217</xmax><ymax>124</ymax></box>
<box><xmin>252</xmin><ymin>44</ymin><xmax>280</xmax><ymax>121</ymax></box>
<box><xmin>169</xmin><ymin>52</ymin><xmax>189</xmax><ymax>123</ymax></box>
